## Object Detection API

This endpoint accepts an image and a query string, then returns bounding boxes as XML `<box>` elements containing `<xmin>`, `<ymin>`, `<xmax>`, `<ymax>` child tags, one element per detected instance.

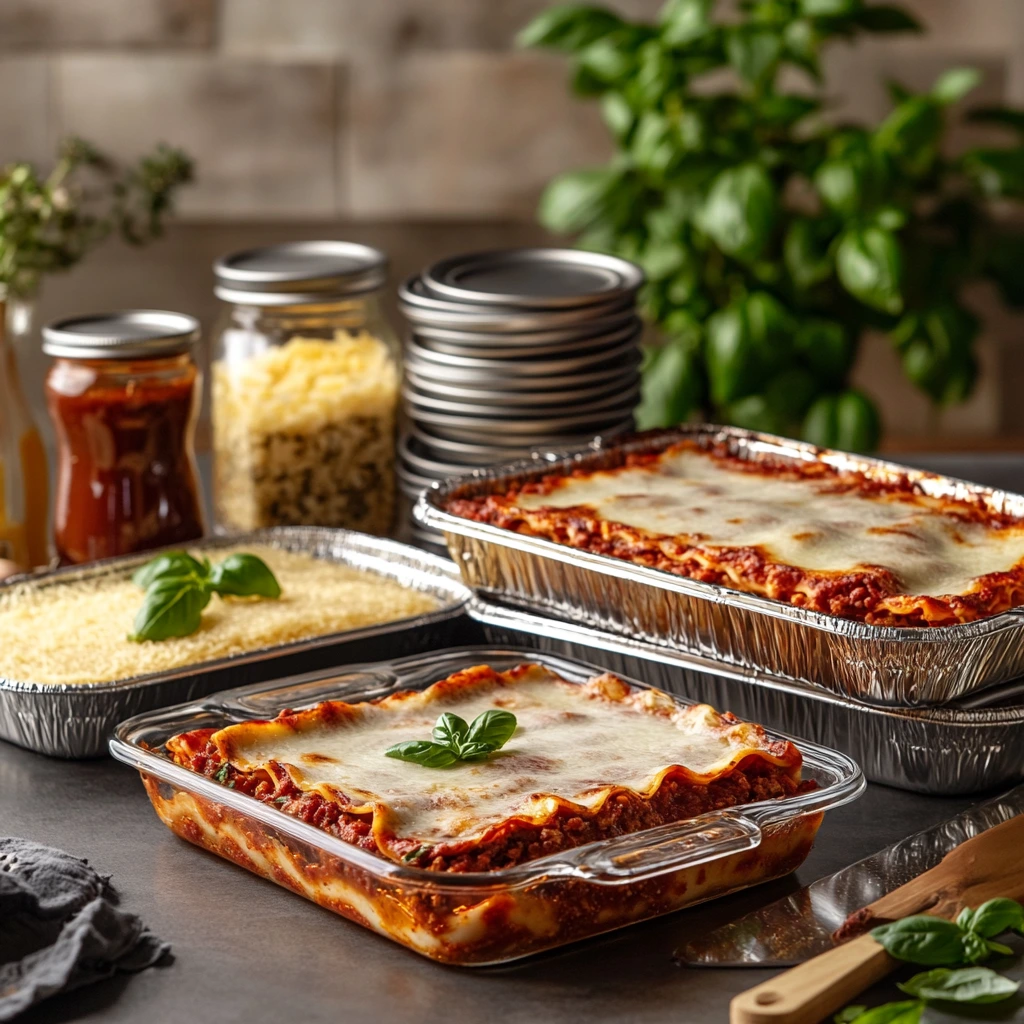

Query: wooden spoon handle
<box><xmin>730</xmin><ymin>934</ymin><xmax>894</xmax><ymax>1024</ymax></box>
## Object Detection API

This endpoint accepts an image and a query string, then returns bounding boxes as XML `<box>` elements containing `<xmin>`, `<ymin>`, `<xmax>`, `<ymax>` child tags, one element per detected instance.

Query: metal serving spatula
<box><xmin>727</xmin><ymin>811</ymin><xmax>1024</xmax><ymax>1024</ymax></box>
<box><xmin>677</xmin><ymin>784</ymin><xmax>1024</xmax><ymax>968</ymax></box>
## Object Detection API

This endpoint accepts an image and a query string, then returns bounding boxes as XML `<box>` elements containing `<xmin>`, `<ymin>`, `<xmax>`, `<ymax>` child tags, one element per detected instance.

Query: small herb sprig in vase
<box><xmin>0</xmin><ymin>137</ymin><xmax>193</xmax><ymax>572</ymax></box>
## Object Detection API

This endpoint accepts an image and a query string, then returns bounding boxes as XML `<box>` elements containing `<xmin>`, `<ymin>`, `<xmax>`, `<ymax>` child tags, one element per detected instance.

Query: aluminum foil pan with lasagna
<box><xmin>110</xmin><ymin>647</ymin><xmax>862</xmax><ymax>965</ymax></box>
<box><xmin>0</xmin><ymin>528</ymin><xmax>470</xmax><ymax>757</ymax></box>
<box><xmin>417</xmin><ymin>425</ymin><xmax>1024</xmax><ymax>706</ymax></box>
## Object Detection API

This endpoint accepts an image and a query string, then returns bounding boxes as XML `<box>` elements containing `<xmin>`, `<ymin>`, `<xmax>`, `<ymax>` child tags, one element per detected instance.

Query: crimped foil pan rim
<box><xmin>466</xmin><ymin>598</ymin><xmax>1024</xmax><ymax>726</ymax></box>
<box><xmin>110</xmin><ymin>644</ymin><xmax>862</xmax><ymax>891</ymax></box>
<box><xmin>415</xmin><ymin>428</ymin><xmax>1024</xmax><ymax>645</ymax></box>
<box><xmin>0</xmin><ymin>528</ymin><xmax>470</xmax><ymax>695</ymax></box>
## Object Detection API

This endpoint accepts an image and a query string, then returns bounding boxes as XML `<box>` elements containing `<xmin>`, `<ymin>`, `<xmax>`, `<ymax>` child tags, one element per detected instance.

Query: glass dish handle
<box><xmin>216</xmin><ymin>669</ymin><xmax>400</xmax><ymax>717</ymax></box>
<box><xmin>561</xmin><ymin>811</ymin><xmax>762</xmax><ymax>885</ymax></box>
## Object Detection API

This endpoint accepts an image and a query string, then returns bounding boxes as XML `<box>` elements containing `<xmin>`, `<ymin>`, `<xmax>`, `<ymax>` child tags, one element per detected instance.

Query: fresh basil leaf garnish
<box><xmin>838</xmin><ymin>1000</ymin><xmax>923</xmax><ymax>1024</ymax></box>
<box><xmin>871</xmin><ymin>916</ymin><xmax>968</xmax><ymax>966</ymax></box>
<box><xmin>432</xmin><ymin>712</ymin><xmax>470</xmax><ymax>748</ymax></box>
<box><xmin>385</xmin><ymin>741</ymin><xmax>459</xmax><ymax>768</ymax></box>
<box><xmin>132</xmin><ymin>551</ymin><xmax>206</xmax><ymax>589</ymax></box>
<box><xmin>465</xmin><ymin>709</ymin><xmax>518</xmax><ymax>750</ymax></box>
<box><xmin>208</xmin><ymin>553</ymin><xmax>282</xmax><ymax>599</ymax></box>
<box><xmin>456</xmin><ymin>741</ymin><xmax>499</xmax><ymax>762</ymax></box>
<box><xmin>898</xmin><ymin>966</ymin><xmax>1020</xmax><ymax>1004</ymax></box>
<box><xmin>128</xmin><ymin>575</ymin><xmax>208</xmax><ymax>642</ymax></box>
<box><xmin>833</xmin><ymin>1006</ymin><xmax>867</xmax><ymax>1024</ymax></box>
<box><xmin>130</xmin><ymin>550</ymin><xmax>282</xmax><ymax>642</ymax></box>
<box><xmin>964</xmin><ymin>898</ymin><xmax>1024</xmax><ymax>939</ymax></box>
<box><xmin>214</xmin><ymin>763</ymin><xmax>230</xmax><ymax>784</ymax></box>
<box><xmin>385</xmin><ymin>709</ymin><xmax>518</xmax><ymax>768</ymax></box>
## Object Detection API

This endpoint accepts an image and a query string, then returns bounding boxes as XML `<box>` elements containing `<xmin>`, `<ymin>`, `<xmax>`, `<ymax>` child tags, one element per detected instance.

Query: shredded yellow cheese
<box><xmin>0</xmin><ymin>545</ymin><xmax>438</xmax><ymax>687</ymax></box>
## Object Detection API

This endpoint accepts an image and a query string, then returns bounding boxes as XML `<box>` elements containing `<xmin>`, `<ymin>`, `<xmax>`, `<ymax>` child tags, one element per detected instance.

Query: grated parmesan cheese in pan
<box><xmin>0</xmin><ymin>545</ymin><xmax>438</xmax><ymax>687</ymax></box>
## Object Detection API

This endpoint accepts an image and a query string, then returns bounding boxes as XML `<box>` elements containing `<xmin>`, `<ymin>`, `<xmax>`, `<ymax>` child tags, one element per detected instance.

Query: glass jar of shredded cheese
<box><xmin>212</xmin><ymin>241</ymin><xmax>399</xmax><ymax>536</ymax></box>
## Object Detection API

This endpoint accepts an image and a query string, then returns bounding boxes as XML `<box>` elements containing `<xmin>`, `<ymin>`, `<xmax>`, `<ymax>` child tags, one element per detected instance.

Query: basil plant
<box><xmin>521</xmin><ymin>0</ymin><xmax>1024</xmax><ymax>450</ymax></box>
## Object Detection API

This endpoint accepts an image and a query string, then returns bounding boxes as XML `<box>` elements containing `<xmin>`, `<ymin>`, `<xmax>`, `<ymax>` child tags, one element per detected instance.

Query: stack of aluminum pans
<box><xmin>397</xmin><ymin>248</ymin><xmax>645</xmax><ymax>544</ymax></box>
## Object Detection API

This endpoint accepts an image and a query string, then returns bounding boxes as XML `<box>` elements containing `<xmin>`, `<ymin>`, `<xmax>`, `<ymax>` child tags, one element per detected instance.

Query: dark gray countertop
<box><xmin>2</xmin><ymin>451</ymin><xmax>1021</xmax><ymax>1024</ymax></box>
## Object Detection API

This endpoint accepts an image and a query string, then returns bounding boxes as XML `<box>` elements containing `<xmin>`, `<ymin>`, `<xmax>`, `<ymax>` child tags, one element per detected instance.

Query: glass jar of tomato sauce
<box><xmin>43</xmin><ymin>311</ymin><xmax>205</xmax><ymax>565</ymax></box>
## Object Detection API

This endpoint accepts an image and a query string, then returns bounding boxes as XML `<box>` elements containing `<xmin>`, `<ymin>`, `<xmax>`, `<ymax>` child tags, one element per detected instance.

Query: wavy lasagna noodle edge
<box><xmin>445</xmin><ymin>440</ymin><xmax>1024</xmax><ymax>628</ymax></box>
<box><xmin>165</xmin><ymin>663</ymin><xmax>806</xmax><ymax>872</ymax></box>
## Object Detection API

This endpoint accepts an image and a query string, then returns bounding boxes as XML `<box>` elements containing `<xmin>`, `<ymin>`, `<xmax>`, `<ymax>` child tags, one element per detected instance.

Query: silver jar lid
<box><xmin>213</xmin><ymin>240</ymin><xmax>388</xmax><ymax>304</ymax></box>
<box><xmin>42</xmin><ymin>310</ymin><xmax>200</xmax><ymax>359</ymax></box>
<box><xmin>422</xmin><ymin>248</ymin><xmax>644</xmax><ymax>309</ymax></box>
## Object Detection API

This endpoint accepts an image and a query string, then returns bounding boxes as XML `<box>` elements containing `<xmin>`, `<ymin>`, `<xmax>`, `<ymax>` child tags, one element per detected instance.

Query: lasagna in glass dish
<box><xmin>447</xmin><ymin>440</ymin><xmax>1024</xmax><ymax>627</ymax></box>
<box><xmin>116</xmin><ymin>650</ymin><xmax>862</xmax><ymax>964</ymax></box>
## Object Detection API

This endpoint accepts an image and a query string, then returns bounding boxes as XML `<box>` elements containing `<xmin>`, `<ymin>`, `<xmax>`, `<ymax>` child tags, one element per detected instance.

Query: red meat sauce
<box><xmin>169</xmin><ymin>727</ymin><xmax>813</xmax><ymax>873</ymax></box>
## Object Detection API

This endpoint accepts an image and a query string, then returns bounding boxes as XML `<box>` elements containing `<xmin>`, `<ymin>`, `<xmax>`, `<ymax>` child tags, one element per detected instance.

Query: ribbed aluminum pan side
<box><xmin>418</xmin><ymin>424</ymin><xmax>1024</xmax><ymax>707</ymax></box>
<box><xmin>466</xmin><ymin>599</ymin><xmax>1024</xmax><ymax>795</ymax></box>
<box><xmin>0</xmin><ymin>528</ymin><xmax>469</xmax><ymax>758</ymax></box>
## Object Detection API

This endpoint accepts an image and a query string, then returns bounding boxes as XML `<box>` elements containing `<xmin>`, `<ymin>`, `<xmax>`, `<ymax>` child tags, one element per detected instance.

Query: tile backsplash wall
<box><xmin>3</xmin><ymin>0</ymin><xmax>1024</xmax><ymax>445</ymax></box>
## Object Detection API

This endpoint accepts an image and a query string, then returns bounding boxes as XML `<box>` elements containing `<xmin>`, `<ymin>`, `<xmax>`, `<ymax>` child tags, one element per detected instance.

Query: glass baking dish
<box><xmin>110</xmin><ymin>646</ymin><xmax>863</xmax><ymax>965</ymax></box>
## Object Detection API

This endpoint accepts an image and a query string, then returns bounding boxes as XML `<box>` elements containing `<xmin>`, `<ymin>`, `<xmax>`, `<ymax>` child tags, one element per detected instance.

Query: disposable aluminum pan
<box><xmin>110</xmin><ymin>645</ymin><xmax>862</xmax><ymax>964</ymax></box>
<box><xmin>466</xmin><ymin>600</ymin><xmax>1024</xmax><ymax>795</ymax></box>
<box><xmin>0</xmin><ymin>529</ymin><xmax>470</xmax><ymax>758</ymax></box>
<box><xmin>416</xmin><ymin>424</ymin><xmax>1024</xmax><ymax>707</ymax></box>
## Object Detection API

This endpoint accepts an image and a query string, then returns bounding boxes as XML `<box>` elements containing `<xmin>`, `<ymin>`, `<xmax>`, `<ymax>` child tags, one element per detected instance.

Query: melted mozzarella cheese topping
<box><xmin>514</xmin><ymin>448</ymin><xmax>1024</xmax><ymax>598</ymax></box>
<box><xmin>217</xmin><ymin>666</ymin><xmax>770</xmax><ymax>845</ymax></box>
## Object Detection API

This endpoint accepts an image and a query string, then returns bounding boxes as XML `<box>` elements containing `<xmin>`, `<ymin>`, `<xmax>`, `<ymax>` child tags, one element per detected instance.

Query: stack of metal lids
<box><xmin>397</xmin><ymin>248</ymin><xmax>645</xmax><ymax>544</ymax></box>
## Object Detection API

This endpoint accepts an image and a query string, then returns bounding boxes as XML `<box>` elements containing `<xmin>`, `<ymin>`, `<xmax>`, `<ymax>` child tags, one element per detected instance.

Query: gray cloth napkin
<box><xmin>0</xmin><ymin>837</ymin><xmax>170</xmax><ymax>1021</ymax></box>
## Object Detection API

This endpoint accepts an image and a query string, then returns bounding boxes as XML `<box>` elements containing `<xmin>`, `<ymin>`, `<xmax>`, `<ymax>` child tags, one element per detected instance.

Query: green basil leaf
<box><xmin>956</xmin><ymin>906</ymin><xmax>974</xmax><ymax>931</ymax></box>
<box><xmin>466</xmin><ymin>710</ymin><xmax>518</xmax><ymax>751</ymax></box>
<box><xmin>517</xmin><ymin>4</ymin><xmax>624</xmax><ymax>52</ymax></box>
<box><xmin>208</xmin><ymin>554</ymin><xmax>282</xmax><ymax>599</ymax></box>
<box><xmin>455</xmin><ymin>741</ymin><xmax>499</xmax><ymax>762</ymax></box>
<box><xmin>834</xmin><ymin>1007</ymin><xmax>867</xmax><ymax>1024</ymax></box>
<box><xmin>385</xmin><ymin>741</ymin><xmax>459</xmax><ymax>768</ymax></box>
<box><xmin>636</xmin><ymin>336</ymin><xmax>703</xmax><ymax>430</ymax></box>
<box><xmin>795</xmin><ymin>319</ymin><xmax>853</xmax><ymax>385</ymax></box>
<box><xmin>874</xmin><ymin>97</ymin><xmax>942</xmax><ymax>175</ymax></box>
<box><xmin>842</xmin><ymin>1001</ymin><xmax>923</xmax><ymax>1024</ymax></box>
<box><xmin>538</xmin><ymin>168</ymin><xmax>616</xmax><ymax>233</ymax></box>
<box><xmin>699</xmin><ymin>163</ymin><xmax>776</xmax><ymax>261</ymax></box>
<box><xmin>726</xmin><ymin>26</ymin><xmax>782</xmax><ymax>86</ymax></box>
<box><xmin>723</xmin><ymin>395</ymin><xmax>786</xmax><ymax>436</ymax></box>
<box><xmin>129</xmin><ymin>576</ymin><xmax>207</xmax><ymax>642</ymax></box>
<box><xmin>600</xmin><ymin>91</ymin><xmax>634</xmax><ymax>143</ymax></box>
<box><xmin>963</xmin><ymin>148</ymin><xmax>1024</xmax><ymax>198</ymax></box>
<box><xmin>836</xmin><ymin>226</ymin><xmax>903</xmax><ymax>314</ymax></box>
<box><xmin>871</xmin><ymin>916</ymin><xmax>967</xmax><ymax>966</ymax></box>
<box><xmin>898</xmin><ymin>966</ymin><xmax>1019</xmax><ymax>1004</ymax></box>
<box><xmin>132</xmin><ymin>551</ymin><xmax>206</xmax><ymax>589</ymax></box>
<box><xmin>432</xmin><ymin>712</ymin><xmax>470</xmax><ymax>747</ymax></box>
<box><xmin>931</xmin><ymin>67</ymin><xmax>982</xmax><ymax>106</ymax></box>
<box><xmin>964</xmin><ymin>898</ymin><xmax>1024</xmax><ymax>938</ymax></box>
<box><xmin>784</xmin><ymin>218</ymin><xmax>835</xmax><ymax>289</ymax></box>
<box><xmin>987</xmin><ymin>939</ymin><xmax>1014</xmax><ymax>956</ymax></box>
<box><xmin>963</xmin><ymin>929</ymin><xmax>992</xmax><ymax>964</ymax></box>
<box><xmin>706</xmin><ymin>302</ymin><xmax>757</xmax><ymax>405</ymax></box>
<box><xmin>800</xmin><ymin>0</ymin><xmax>860</xmax><ymax>15</ymax></box>
<box><xmin>659</xmin><ymin>0</ymin><xmax>713</xmax><ymax>46</ymax></box>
